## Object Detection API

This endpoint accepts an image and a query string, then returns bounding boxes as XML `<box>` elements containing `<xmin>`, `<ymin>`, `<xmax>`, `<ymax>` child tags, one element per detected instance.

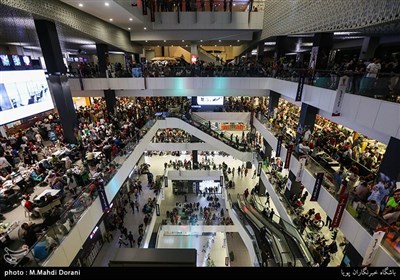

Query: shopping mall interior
<box><xmin>0</xmin><ymin>0</ymin><xmax>400</xmax><ymax>269</ymax></box>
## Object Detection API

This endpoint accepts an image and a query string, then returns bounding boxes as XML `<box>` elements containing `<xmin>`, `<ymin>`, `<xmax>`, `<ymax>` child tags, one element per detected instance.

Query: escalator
<box><xmin>237</xmin><ymin>194</ymin><xmax>311</xmax><ymax>267</ymax></box>
<box><xmin>158</xmin><ymin>114</ymin><xmax>254</xmax><ymax>162</ymax></box>
<box><xmin>230</xmin><ymin>201</ymin><xmax>276</xmax><ymax>267</ymax></box>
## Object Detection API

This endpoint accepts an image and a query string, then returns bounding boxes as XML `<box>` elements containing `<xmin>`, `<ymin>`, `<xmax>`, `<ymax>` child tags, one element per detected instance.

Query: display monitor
<box><xmin>0</xmin><ymin>70</ymin><xmax>54</xmax><ymax>125</ymax></box>
<box><xmin>197</xmin><ymin>96</ymin><xmax>224</xmax><ymax>105</ymax></box>
<box><xmin>22</xmin><ymin>56</ymin><xmax>31</xmax><ymax>66</ymax></box>
<box><xmin>0</xmin><ymin>55</ymin><xmax>11</xmax><ymax>67</ymax></box>
<box><xmin>11</xmin><ymin>55</ymin><xmax>21</xmax><ymax>66</ymax></box>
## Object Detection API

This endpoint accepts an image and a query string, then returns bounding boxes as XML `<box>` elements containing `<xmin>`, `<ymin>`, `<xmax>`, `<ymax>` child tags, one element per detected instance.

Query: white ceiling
<box><xmin>60</xmin><ymin>0</ymin><xmax>146</xmax><ymax>31</ymax></box>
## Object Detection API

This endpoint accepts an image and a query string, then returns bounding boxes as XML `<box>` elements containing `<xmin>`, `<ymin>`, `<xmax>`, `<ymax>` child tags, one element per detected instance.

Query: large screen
<box><xmin>0</xmin><ymin>70</ymin><xmax>54</xmax><ymax>125</ymax></box>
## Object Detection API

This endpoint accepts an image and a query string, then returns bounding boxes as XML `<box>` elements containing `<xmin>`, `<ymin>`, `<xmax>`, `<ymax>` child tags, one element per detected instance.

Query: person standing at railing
<box><xmin>360</xmin><ymin>58</ymin><xmax>381</xmax><ymax>96</ymax></box>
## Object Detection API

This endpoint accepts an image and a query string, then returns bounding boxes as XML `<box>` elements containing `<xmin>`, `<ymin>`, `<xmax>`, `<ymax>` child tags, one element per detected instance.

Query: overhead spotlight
<box><xmin>78</xmin><ymin>3</ymin><xmax>83</xmax><ymax>7</ymax></box>
<box><xmin>128</xmin><ymin>27</ymin><xmax>131</xmax><ymax>30</ymax></box>
<box><xmin>129</xmin><ymin>18</ymin><xmax>133</xmax><ymax>21</ymax></box>
<box><xmin>109</xmin><ymin>18</ymin><xmax>113</xmax><ymax>21</ymax></box>
<box><xmin>105</xmin><ymin>2</ymin><xmax>109</xmax><ymax>6</ymax></box>
<box><xmin>200</xmin><ymin>40</ymin><xmax>203</xmax><ymax>42</ymax></box>
<box><xmin>144</xmin><ymin>27</ymin><xmax>147</xmax><ymax>30</ymax></box>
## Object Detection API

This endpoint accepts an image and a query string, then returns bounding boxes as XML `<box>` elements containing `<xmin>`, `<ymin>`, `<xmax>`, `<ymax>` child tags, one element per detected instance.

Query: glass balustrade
<box><xmin>18</xmin><ymin>118</ymin><xmax>157</xmax><ymax>267</ymax></box>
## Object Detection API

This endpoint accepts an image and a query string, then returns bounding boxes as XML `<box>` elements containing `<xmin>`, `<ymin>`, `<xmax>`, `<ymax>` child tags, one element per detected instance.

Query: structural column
<box><xmin>267</xmin><ymin>91</ymin><xmax>280</xmax><ymax>119</ymax></box>
<box><xmin>312</xmin><ymin>33</ymin><xmax>333</xmax><ymax>69</ymax></box>
<box><xmin>295</xmin><ymin>103</ymin><xmax>319</xmax><ymax>147</ymax></box>
<box><xmin>377</xmin><ymin>137</ymin><xmax>400</xmax><ymax>182</ymax></box>
<box><xmin>34</xmin><ymin>19</ymin><xmax>78</xmax><ymax>144</ymax></box>
<box><xmin>96</xmin><ymin>43</ymin><xmax>108</xmax><ymax>78</ymax></box>
<box><xmin>104</xmin><ymin>90</ymin><xmax>116</xmax><ymax>115</ymax></box>
<box><xmin>274</xmin><ymin>36</ymin><xmax>288</xmax><ymax>62</ymax></box>
<box><xmin>192</xmin><ymin>150</ymin><xmax>199</xmax><ymax>169</ymax></box>
<box><xmin>359</xmin><ymin>37</ymin><xmax>379</xmax><ymax>61</ymax></box>
<box><xmin>257</xmin><ymin>41</ymin><xmax>265</xmax><ymax>62</ymax></box>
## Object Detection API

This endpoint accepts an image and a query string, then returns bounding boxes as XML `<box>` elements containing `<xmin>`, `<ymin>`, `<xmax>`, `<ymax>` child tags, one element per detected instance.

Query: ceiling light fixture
<box><xmin>109</xmin><ymin>18</ymin><xmax>113</xmax><ymax>21</ymax></box>
<box><xmin>237</xmin><ymin>40</ymin><xmax>240</xmax><ymax>42</ymax></box>
<box><xmin>182</xmin><ymin>40</ymin><xmax>185</xmax><ymax>42</ymax></box>
<box><xmin>163</xmin><ymin>40</ymin><xmax>166</xmax><ymax>42</ymax></box>
<box><xmin>219</xmin><ymin>40</ymin><xmax>221</xmax><ymax>42</ymax></box>
<box><xmin>129</xmin><ymin>18</ymin><xmax>133</xmax><ymax>21</ymax></box>
<box><xmin>105</xmin><ymin>2</ymin><xmax>109</xmax><ymax>6</ymax></box>
<box><xmin>79</xmin><ymin>3</ymin><xmax>83</xmax><ymax>7</ymax></box>
<box><xmin>128</xmin><ymin>27</ymin><xmax>131</xmax><ymax>30</ymax></box>
<box><xmin>145</xmin><ymin>40</ymin><xmax>148</xmax><ymax>42</ymax></box>
<box><xmin>200</xmin><ymin>40</ymin><xmax>203</xmax><ymax>42</ymax></box>
<box><xmin>144</xmin><ymin>27</ymin><xmax>147</xmax><ymax>30</ymax></box>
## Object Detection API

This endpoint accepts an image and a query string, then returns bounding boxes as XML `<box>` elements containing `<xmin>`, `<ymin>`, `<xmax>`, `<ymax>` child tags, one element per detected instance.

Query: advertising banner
<box><xmin>331</xmin><ymin>193</ymin><xmax>349</xmax><ymax>228</ymax></box>
<box><xmin>362</xmin><ymin>231</ymin><xmax>385</xmax><ymax>266</ymax></box>
<box><xmin>309</xmin><ymin>46</ymin><xmax>319</xmax><ymax>70</ymax></box>
<box><xmin>295</xmin><ymin>73</ymin><xmax>306</xmax><ymax>101</ymax></box>
<box><xmin>295</xmin><ymin>155</ymin><xmax>307</xmax><ymax>182</ymax></box>
<box><xmin>97</xmin><ymin>181</ymin><xmax>110</xmax><ymax>213</ymax></box>
<box><xmin>310</xmin><ymin>172</ymin><xmax>324</xmax><ymax>201</ymax></box>
<box><xmin>284</xmin><ymin>144</ymin><xmax>293</xmax><ymax>169</ymax></box>
<box><xmin>332</xmin><ymin>76</ymin><xmax>349</xmax><ymax>116</ymax></box>
<box><xmin>257</xmin><ymin>161</ymin><xmax>262</xmax><ymax>176</ymax></box>
<box><xmin>276</xmin><ymin>135</ymin><xmax>283</xmax><ymax>157</ymax></box>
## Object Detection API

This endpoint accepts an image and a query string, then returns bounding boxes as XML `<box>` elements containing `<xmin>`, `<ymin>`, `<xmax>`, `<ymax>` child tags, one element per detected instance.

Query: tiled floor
<box><xmin>93</xmin><ymin>149</ymin><xmax>344</xmax><ymax>267</ymax></box>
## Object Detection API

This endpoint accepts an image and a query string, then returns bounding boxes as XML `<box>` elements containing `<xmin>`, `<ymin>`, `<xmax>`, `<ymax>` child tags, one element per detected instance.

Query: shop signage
<box><xmin>97</xmin><ymin>182</ymin><xmax>110</xmax><ymax>213</ymax></box>
<box><xmin>295</xmin><ymin>73</ymin><xmax>306</xmax><ymax>101</ymax></box>
<box><xmin>331</xmin><ymin>193</ymin><xmax>349</xmax><ymax>228</ymax></box>
<box><xmin>310</xmin><ymin>172</ymin><xmax>324</xmax><ymax>201</ymax></box>
<box><xmin>276</xmin><ymin>135</ymin><xmax>283</xmax><ymax>157</ymax></box>
<box><xmin>220</xmin><ymin>175</ymin><xmax>224</xmax><ymax>187</ymax></box>
<box><xmin>362</xmin><ymin>231</ymin><xmax>385</xmax><ymax>266</ymax></box>
<box><xmin>284</xmin><ymin>144</ymin><xmax>293</xmax><ymax>169</ymax></box>
<box><xmin>332</xmin><ymin>76</ymin><xmax>349</xmax><ymax>116</ymax></box>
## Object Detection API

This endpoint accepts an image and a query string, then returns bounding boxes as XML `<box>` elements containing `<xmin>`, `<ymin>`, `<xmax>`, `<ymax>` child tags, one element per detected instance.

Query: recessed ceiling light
<box><xmin>237</xmin><ymin>40</ymin><xmax>240</xmax><ymax>42</ymax></box>
<box><xmin>219</xmin><ymin>40</ymin><xmax>221</xmax><ymax>42</ymax></box>
<box><xmin>129</xmin><ymin>18</ymin><xmax>133</xmax><ymax>21</ymax></box>
<box><xmin>182</xmin><ymin>40</ymin><xmax>185</xmax><ymax>42</ymax></box>
<box><xmin>78</xmin><ymin>3</ymin><xmax>83</xmax><ymax>7</ymax></box>
<box><xmin>128</xmin><ymin>28</ymin><xmax>131</xmax><ymax>30</ymax></box>
<box><xmin>105</xmin><ymin>2</ymin><xmax>109</xmax><ymax>6</ymax></box>
<box><xmin>163</xmin><ymin>40</ymin><xmax>166</xmax><ymax>42</ymax></box>
<box><xmin>109</xmin><ymin>18</ymin><xmax>113</xmax><ymax>21</ymax></box>
<box><xmin>144</xmin><ymin>27</ymin><xmax>147</xmax><ymax>30</ymax></box>
<box><xmin>200</xmin><ymin>40</ymin><xmax>203</xmax><ymax>42</ymax></box>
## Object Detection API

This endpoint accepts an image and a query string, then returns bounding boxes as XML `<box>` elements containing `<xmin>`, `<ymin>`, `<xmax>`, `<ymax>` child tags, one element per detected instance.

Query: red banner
<box><xmin>284</xmin><ymin>144</ymin><xmax>293</xmax><ymax>169</ymax></box>
<box><xmin>331</xmin><ymin>193</ymin><xmax>349</xmax><ymax>228</ymax></box>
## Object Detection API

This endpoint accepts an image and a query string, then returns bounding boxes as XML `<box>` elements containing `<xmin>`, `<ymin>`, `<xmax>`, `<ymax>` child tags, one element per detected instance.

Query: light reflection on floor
<box><xmin>157</xmin><ymin>231</ymin><xmax>228</xmax><ymax>267</ymax></box>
